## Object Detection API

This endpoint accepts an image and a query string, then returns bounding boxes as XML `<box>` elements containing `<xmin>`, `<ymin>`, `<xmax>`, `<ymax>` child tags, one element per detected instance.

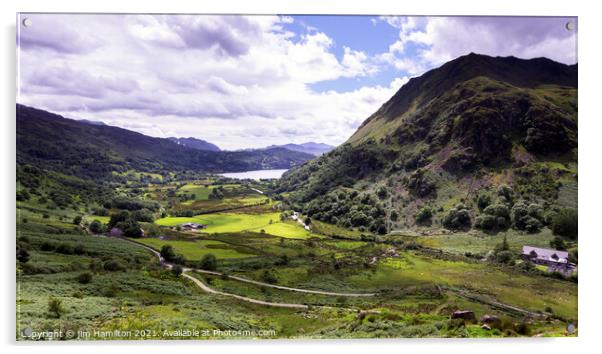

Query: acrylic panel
<box><xmin>16</xmin><ymin>14</ymin><xmax>578</xmax><ymax>340</ymax></box>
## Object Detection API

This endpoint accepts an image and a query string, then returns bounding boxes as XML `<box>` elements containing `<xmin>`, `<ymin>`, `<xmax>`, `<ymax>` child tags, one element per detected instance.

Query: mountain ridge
<box><xmin>16</xmin><ymin>104</ymin><xmax>315</xmax><ymax>182</ymax></box>
<box><xmin>168</xmin><ymin>137</ymin><xmax>221</xmax><ymax>152</ymax></box>
<box><xmin>277</xmin><ymin>53</ymin><xmax>577</xmax><ymax>235</ymax></box>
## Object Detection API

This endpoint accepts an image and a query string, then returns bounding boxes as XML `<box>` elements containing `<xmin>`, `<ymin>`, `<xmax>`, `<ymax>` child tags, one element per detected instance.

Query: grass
<box><xmin>250</xmin><ymin>221</ymin><xmax>316</xmax><ymax>239</ymax></box>
<box><xmin>156</xmin><ymin>212</ymin><xmax>281</xmax><ymax>234</ymax></box>
<box><xmin>348</xmin><ymin>252</ymin><xmax>577</xmax><ymax>320</ymax></box>
<box><xmin>416</xmin><ymin>228</ymin><xmax>556</xmax><ymax>255</ymax></box>
<box><xmin>134</xmin><ymin>238</ymin><xmax>256</xmax><ymax>260</ymax></box>
<box><xmin>85</xmin><ymin>215</ymin><xmax>110</xmax><ymax>225</ymax></box>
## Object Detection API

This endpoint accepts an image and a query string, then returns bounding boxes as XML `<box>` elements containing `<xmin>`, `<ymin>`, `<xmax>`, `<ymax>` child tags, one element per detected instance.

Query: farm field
<box><xmin>134</xmin><ymin>238</ymin><xmax>257</xmax><ymax>260</ymax></box>
<box><xmin>16</xmin><ymin>172</ymin><xmax>579</xmax><ymax>340</ymax></box>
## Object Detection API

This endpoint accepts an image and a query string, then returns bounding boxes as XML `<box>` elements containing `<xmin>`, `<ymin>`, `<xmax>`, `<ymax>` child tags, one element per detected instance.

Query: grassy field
<box><xmin>134</xmin><ymin>238</ymin><xmax>257</xmax><ymax>260</ymax></box>
<box><xmin>250</xmin><ymin>221</ymin><xmax>316</xmax><ymax>239</ymax></box>
<box><xmin>415</xmin><ymin>229</ymin><xmax>556</xmax><ymax>255</ymax></box>
<box><xmin>156</xmin><ymin>212</ymin><xmax>315</xmax><ymax>240</ymax></box>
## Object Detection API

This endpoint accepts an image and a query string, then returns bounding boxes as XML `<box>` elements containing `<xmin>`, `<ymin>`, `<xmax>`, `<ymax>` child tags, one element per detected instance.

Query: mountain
<box><xmin>168</xmin><ymin>137</ymin><xmax>221</xmax><ymax>152</ymax></box>
<box><xmin>16</xmin><ymin>104</ymin><xmax>314</xmax><ymax>183</ymax></box>
<box><xmin>277</xmin><ymin>53</ymin><xmax>577</xmax><ymax>234</ymax></box>
<box><xmin>266</xmin><ymin>142</ymin><xmax>335</xmax><ymax>156</ymax></box>
<box><xmin>78</xmin><ymin>119</ymin><xmax>106</xmax><ymax>126</ymax></box>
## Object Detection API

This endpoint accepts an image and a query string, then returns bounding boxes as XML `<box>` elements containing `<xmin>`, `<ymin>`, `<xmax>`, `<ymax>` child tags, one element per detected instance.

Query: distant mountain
<box><xmin>267</xmin><ymin>142</ymin><xmax>334</xmax><ymax>156</ymax></box>
<box><xmin>278</xmin><ymin>53</ymin><xmax>577</xmax><ymax>233</ymax></box>
<box><xmin>78</xmin><ymin>119</ymin><xmax>106</xmax><ymax>126</ymax></box>
<box><xmin>168</xmin><ymin>137</ymin><xmax>221</xmax><ymax>152</ymax></box>
<box><xmin>16</xmin><ymin>104</ymin><xmax>314</xmax><ymax>183</ymax></box>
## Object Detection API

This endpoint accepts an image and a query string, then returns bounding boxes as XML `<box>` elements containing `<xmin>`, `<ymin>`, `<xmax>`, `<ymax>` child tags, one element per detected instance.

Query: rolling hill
<box><xmin>278</xmin><ymin>53</ymin><xmax>578</xmax><ymax>234</ymax></box>
<box><xmin>168</xmin><ymin>137</ymin><xmax>221</xmax><ymax>152</ymax></box>
<box><xmin>16</xmin><ymin>104</ymin><xmax>314</xmax><ymax>182</ymax></box>
<box><xmin>265</xmin><ymin>142</ymin><xmax>335</xmax><ymax>156</ymax></box>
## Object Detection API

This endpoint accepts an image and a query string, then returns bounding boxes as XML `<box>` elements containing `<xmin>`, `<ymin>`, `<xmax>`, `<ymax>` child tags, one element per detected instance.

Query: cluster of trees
<box><xmin>454</xmin><ymin>186</ymin><xmax>578</xmax><ymax>238</ymax></box>
<box><xmin>302</xmin><ymin>189</ymin><xmax>388</xmax><ymax>234</ymax></box>
<box><xmin>107</xmin><ymin>210</ymin><xmax>149</xmax><ymax>237</ymax></box>
<box><xmin>209</xmin><ymin>186</ymin><xmax>225</xmax><ymax>200</ymax></box>
<box><xmin>442</xmin><ymin>203</ymin><xmax>472</xmax><ymax>230</ymax></box>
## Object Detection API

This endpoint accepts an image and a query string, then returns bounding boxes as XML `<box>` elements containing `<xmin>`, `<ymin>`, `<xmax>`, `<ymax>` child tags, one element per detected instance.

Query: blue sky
<box><xmin>287</xmin><ymin>15</ymin><xmax>409</xmax><ymax>92</ymax></box>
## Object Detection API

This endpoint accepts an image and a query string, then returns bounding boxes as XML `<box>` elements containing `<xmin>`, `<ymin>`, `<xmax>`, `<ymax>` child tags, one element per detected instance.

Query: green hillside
<box><xmin>277</xmin><ymin>54</ymin><xmax>577</xmax><ymax>235</ymax></box>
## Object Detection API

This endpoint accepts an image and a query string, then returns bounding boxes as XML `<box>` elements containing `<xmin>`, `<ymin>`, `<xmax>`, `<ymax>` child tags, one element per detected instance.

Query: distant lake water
<box><xmin>220</xmin><ymin>169</ymin><xmax>288</xmax><ymax>180</ymax></box>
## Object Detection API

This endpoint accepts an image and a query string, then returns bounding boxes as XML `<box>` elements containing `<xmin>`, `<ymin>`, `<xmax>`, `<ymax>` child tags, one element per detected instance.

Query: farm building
<box><xmin>179</xmin><ymin>222</ymin><xmax>207</xmax><ymax>230</ymax></box>
<box><xmin>522</xmin><ymin>246</ymin><xmax>576</xmax><ymax>275</ymax></box>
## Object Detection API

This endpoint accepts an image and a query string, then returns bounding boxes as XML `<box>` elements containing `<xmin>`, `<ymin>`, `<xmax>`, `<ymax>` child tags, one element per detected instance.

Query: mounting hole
<box><xmin>565</xmin><ymin>21</ymin><xmax>575</xmax><ymax>31</ymax></box>
<box><xmin>22</xmin><ymin>17</ymin><xmax>32</xmax><ymax>27</ymax></box>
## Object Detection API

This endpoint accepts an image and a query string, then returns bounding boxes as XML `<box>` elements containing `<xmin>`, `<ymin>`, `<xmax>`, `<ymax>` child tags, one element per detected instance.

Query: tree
<box><xmin>496</xmin><ymin>250</ymin><xmax>514</xmax><ymax>265</ymax></box>
<box><xmin>103</xmin><ymin>259</ymin><xmax>125</xmax><ymax>271</ymax></box>
<box><xmin>442</xmin><ymin>204</ymin><xmax>471</xmax><ymax>230</ymax></box>
<box><xmin>117</xmin><ymin>219</ymin><xmax>143</xmax><ymax>238</ymax></box>
<box><xmin>17</xmin><ymin>248</ymin><xmax>30</xmax><ymax>263</ymax></box>
<box><xmin>160</xmin><ymin>245</ymin><xmax>176</xmax><ymax>262</ymax></box>
<box><xmin>72</xmin><ymin>215</ymin><xmax>83</xmax><ymax>225</ymax></box>
<box><xmin>171</xmin><ymin>264</ymin><xmax>183</xmax><ymax>276</ymax></box>
<box><xmin>476</xmin><ymin>193</ymin><xmax>492</xmax><ymax>211</ymax></box>
<box><xmin>304</xmin><ymin>217</ymin><xmax>312</xmax><ymax>225</ymax></box>
<box><xmin>415</xmin><ymin>207</ymin><xmax>433</xmax><ymax>225</ymax></box>
<box><xmin>89</xmin><ymin>220</ymin><xmax>103</xmax><ymax>234</ymax></box>
<box><xmin>200</xmin><ymin>253</ymin><xmax>217</xmax><ymax>270</ymax></box>
<box><xmin>552</xmin><ymin>208</ymin><xmax>578</xmax><ymax>239</ymax></box>
<box><xmin>108</xmin><ymin>210</ymin><xmax>130</xmax><ymax>229</ymax></box>
<box><xmin>47</xmin><ymin>297</ymin><xmax>65</xmax><ymax>318</ymax></box>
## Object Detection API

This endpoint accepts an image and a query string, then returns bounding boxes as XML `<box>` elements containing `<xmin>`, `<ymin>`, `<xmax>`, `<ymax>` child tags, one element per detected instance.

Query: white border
<box><xmin>2</xmin><ymin>1</ymin><xmax>600</xmax><ymax>353</ymax></box>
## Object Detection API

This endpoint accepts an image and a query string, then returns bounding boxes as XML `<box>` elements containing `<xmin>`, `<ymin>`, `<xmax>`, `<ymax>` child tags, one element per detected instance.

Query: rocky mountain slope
<box><xmin>277</xmin><ymin>53</ymin><xmax>577</xmax><ymax>235</ymax></box>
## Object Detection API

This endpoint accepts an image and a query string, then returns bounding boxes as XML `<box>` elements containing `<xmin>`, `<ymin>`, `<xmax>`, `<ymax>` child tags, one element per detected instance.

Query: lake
<box><xmin>220</xmin><ymin>169</ymin><xmax>288</xmax><ymax>180</ymax></box>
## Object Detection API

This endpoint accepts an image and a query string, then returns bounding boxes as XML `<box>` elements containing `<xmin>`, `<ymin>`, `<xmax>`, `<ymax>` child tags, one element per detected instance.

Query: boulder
<box><xmin>480</xmin><ymin>314</ymin><xmax>501</xmax><ymax>327</ymax></box>
<box><xmin>451</xmin><ymin>310</ymin><xmax>476</xmax><ymax>322</ymax></box>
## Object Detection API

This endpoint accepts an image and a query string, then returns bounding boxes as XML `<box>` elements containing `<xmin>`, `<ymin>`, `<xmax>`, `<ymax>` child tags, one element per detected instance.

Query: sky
<box><xmin>17</xmin><ymin>15</ymin><xmax>577</xmax><ymax>150</ymax></box>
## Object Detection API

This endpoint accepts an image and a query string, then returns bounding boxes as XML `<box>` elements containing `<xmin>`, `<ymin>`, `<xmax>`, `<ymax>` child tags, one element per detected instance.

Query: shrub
<box><xmin>17</xmin><ymin>248</ymin><xmax>30</xmax><ymax>263</ymax></box>
<box><xmin>103</xmin><ymin>259</ymin><xmax>125</xmax><ymax>272</ymax></box>
<box><xmin>496</xmin><ymin>250</ymin><xmax>515</xmax><ymax>265</ymax></box>
<box><xmin>73</xmin><ymin>244</ymin><xmax>86</xmax><ymax>255</ymax></box>
<box><xmin>552</xmin><ymin>208</ymin><xmax>578</xmax><ymax>239</ymax></box>
<box><xmin>476</xmin><ymin>193</ymin><xmax>492</xmax><ymax>211</ymax></box>
<box><xmin>73</xmin><ymin>215</ymin><xmax>83</xmax><ymax>225</ymax></box>
<box><xmin>171</xmin><ymin>265</ymin><xmax>183</xmax><ymax>276</ymax></box>
<box><xmin>89</xmin><ymin>220</ymin><xmax>103</xmax><ymax>234</ymax></box>
<box><xmin>549</xmin><ymin>236</ymin><xmax>567</xmax><ymax>251</ymax></box>
<box><xmin>40</xmin><ymin>242</ymin><xmax>55</xmax><ymax>251</ymax></box>
<box><xmin>77</xmin><ymin>272</ymin><xmax>93</xmax><ymax>284</ymax></box>
<box><xmin>47</xmin><ymin>297</ymin><xmax>65</xmax><ymax>318</ymax></box>
<box><xmin>55</xmin><ymin>243</ymin><xmax>74</xmax><ymax>255</ymax></box>
<box><xmin>200</xmin><ymin>253</ymin><xmax>217</xmax><ymax>271</ymax></box>
<box><xmin>260</xmin><ymin>270</ymin><xmax>278</xmax><ymax>284</ymax></box>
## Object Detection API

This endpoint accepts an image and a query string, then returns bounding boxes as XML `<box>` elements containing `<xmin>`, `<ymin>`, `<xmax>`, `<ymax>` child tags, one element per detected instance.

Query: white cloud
<box><xmin>18</xmin><ymin>14</ymin><xmax>396</xmax><ymax>149</ymax></box>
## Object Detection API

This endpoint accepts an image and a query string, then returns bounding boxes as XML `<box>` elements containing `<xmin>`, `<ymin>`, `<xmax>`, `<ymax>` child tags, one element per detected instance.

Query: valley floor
<box><xmin>16</xmin><ymin>177</ymin><xmax>577</xmax><ymax>340</ymax></box>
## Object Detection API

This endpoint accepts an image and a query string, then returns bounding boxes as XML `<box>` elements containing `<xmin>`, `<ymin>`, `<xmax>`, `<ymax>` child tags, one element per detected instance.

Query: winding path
<box><xmin>117</xmin><ymin>237</ymin><xmax>545</xmax><ymax>318</ymax></box>
<box><xmin>119</xmin><ymin>237</ymin><xmax>375</xmax><ymax>309</ymax></box>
